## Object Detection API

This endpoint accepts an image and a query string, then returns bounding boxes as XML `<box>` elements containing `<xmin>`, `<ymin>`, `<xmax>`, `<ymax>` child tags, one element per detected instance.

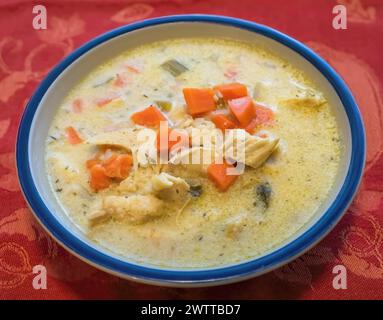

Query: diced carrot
<box><xmin>86</xmin><ymin>158</ymin><xmax>101</xmax><ymax>169</ymax></box>
<box><xmin>65</xmin><ymin>126</ymin><xmax>83</xmax><ymax>145</ymax></box>
<box><xmin>183</xmin><ymin>88</ymin><xmax>216</xmax><ymax>116</ymax></box>
<box><xmin>156</xmin><ymin>128</ymin><xmax>189</xmax><ymax>154</ymax></box>
<box><xmin>89</xmin><ymin>164</ymin><xmax>112</xmax><ymax>191</ymax></box>
<box><xmin>131</xmin><ymin>105</ymin><xmax>166</xmax><ymax>126</ymax></box>
<box><xmin>113</xmin><ymin>73</ymin><xmax>125</xmax><ymax>87</ymax></box>
<box><xmin>86</xmin><ymin>151</ymin><xmax>133</xmax><ymax>189</ymax></box>
<box><xmin>207</xmin><ymin>162</ymin><xmax>239</xmax><ymax>192</ymax></box>
<box><xmin>103</xmin><ymin>154</ymin><xmax>133</xmax><ymax>179</ymax></box>
<box><xmin>241</xmin><ymin>104</ymin><xmax>274</xmax><ymax>134</ymax></box>
<box><xmin>102</xmin><ymin>154</ymin><xmax>118</xmax><ymax>171</ymax></box>
<box><xmin>214</xmin><ymin>83</ymin><xmax>247</xmax><ymax>100</ymax></box>
<box><xmin>119</xmin><ymin>154</ymin><xmax>133</xmax><ymax>178</ymax></box>
<box><xmin>254</xmin><ymin>104</ymin><xmax>274</xmax><ymax>126</ymax></box>
<box><xmin>72</xmin><ymin>99</ymin><xmax>83</xmax><ymax>113</ymax></box>
<box><xmin>242</xmin><ymin>118</ymin><xmax>258</xmax><ymax>134</ymax></box>
<box><xmin>211</xmin><ymin>114</ymin><xmax>238</xmax><ymax>131</ymax></box>
<box><xmin>228</xmin><ymin>96</ymin><xmax>255</xmax><ymax>126</ymax></box>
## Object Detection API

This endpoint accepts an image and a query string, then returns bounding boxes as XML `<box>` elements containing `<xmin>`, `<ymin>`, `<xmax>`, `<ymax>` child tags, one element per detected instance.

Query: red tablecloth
<box><xmin>0</xmin><ymin>0</ymin><xmax>382</xmax><ymax>300</ymax></box>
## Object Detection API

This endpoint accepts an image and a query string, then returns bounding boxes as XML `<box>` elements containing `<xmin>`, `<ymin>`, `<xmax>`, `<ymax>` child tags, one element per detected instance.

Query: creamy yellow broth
<box><xmin>45</xmin><ymin>38</ymin><xmax>341</xmax><ymax>268</ymax></box>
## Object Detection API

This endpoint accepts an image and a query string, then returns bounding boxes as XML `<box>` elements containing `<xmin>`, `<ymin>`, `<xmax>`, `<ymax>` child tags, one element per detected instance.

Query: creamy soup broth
<box><xmin>46</xmin><ymin>38</ymin><xmax>341</xmax><ymax>268</ymax></box>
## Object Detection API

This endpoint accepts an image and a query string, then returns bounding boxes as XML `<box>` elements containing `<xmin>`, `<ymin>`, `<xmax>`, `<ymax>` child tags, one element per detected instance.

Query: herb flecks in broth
<box><xmin>45</xmin><ymin>38</ymin><xmax>341</xmax><ymax>268</ymax></box>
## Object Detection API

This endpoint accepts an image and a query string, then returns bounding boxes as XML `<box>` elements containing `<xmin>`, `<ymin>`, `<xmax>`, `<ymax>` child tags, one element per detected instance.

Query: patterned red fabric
<box><xmin>0</xmin><ymin>0</ymin><xmax>382</xmax><ymax>300</ymax></box>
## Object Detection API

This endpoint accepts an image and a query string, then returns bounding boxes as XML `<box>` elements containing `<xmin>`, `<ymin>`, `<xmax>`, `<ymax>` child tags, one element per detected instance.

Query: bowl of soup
<box><xmin>16</xmin><ymin>15</ymin><xmax>365</xmax><ymax>286</ymax></box>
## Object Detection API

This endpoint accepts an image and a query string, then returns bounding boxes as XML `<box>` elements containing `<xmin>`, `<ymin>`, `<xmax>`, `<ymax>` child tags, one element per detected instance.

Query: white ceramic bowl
<box><xmin>16</xmin><ymin>15</ymin><xmax>365</xmax><ymax>287</ymax></box>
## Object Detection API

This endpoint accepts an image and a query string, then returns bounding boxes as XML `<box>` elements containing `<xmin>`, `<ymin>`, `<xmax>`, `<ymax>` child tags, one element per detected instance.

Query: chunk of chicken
<box><xmin>181</xmin><ymin>119</ymin><xmax>279</xmax><ymax>171</ymax></box>
<box><xmin>118</xmin><ymin>165</ymin><xmax>161</xmax><ymax>193</ymax></box>
<box><xmin>282</xmin><ymin>79</ymin><xmax>327</xmax><ymax>109</ymax></box>
<box><xmin>242</xmin><ymin>136</ymin><xmax>280</xmax><ymax>168</ymax></box>
<box><xmin>152</xmin><ymin>172</ymin><xmax>190</xmax><ymax>202</ymax></box>
<box><xmin>152</xmin><ymin>172</ymin><xmax>189</xmax><ymax>191</ymax></box>
<box><xmin>225</xmin><ymin>132</ymin><xmax>279</xmax><ymax>169</ymax></box>
<box><xmin>282</xmin><ymin>87</ymin><xmax>326</xmax><ymax>108</ymax></box>
<box><xmin>87</xmin><ymin>194</ymin><xmax>164</xmax><ymax>224</ymax></box>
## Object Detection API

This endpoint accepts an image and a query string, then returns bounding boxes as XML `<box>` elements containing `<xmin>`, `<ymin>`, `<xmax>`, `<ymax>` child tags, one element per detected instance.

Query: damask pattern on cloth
<box><xmin>0</xmin><ymin>0</ymin><xmax>382</xmax><ymax>299</ymax></box>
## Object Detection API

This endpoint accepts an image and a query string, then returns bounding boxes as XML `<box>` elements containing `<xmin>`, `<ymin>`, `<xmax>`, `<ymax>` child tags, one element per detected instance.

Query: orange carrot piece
<box><xmin>242</xmin><ymin>118</ymin><xmax>258</xmax><ymax>134</ymax></box>
<box><xmin>102</xmin><ymin>153</ymin><xmax>118</xmax><ymax>168</ymax></box>
<box><xmin>89</xmin><ymin>164</ymin><xmax>112</xmax><ymax>191</ymax></box>
<box><xmin>228</xmin><ymin>96</ymin><xmax>255</xmax><ymax>126</ymax></box>
<box><xmin>254</xmin><ymin>104</ymin><xmax>274</xmax><ymax>126</ymax></box>
<box><xmin>65</xmin><ymin>126</ymin><xmax>83</xmax><ymax>145</ymax></box>
<box><xmin>183</xmin><ymin>88</ymin><xmax>216</xmax><ymax>116</ymax></box>
<box><xmin>211</xmin><ymin>114</ymin><xmax>238</xmax><ymax>131</ymax></box>
<box><xmin>214</xmin><ymin>83</ymin><xmax>247</xmax><ymax>100</ymax></box>
<box><xmin>207</xmin><ymin>162</ymin><xmax>239</xmax><ymax>192</ymax></box>
<box><xmin>86</xmin><ymin>158</ymin><xmax>101</xmax><ymax>169</ymax></box>
<box><xmin>72</xmin><ymin>99</ymin><xmax>83</xmax><ymax>113</ymax></box>
<box><xmin>103</xmin><ymin>154</ymin><xmax>133</xmax><ymax>179</ymax></box>
<box><xmin>118</xmin><ymin>154</ymin><xmax>133</xmax><ymax>178</ymax></box>
<box><xmin>87</xmin><ymin>152</ymin><xmax>133</xmax><ymax>187</ymax></box>
<box><xmin>241</xmin><ymin>104</ymin><xmax>274</xmax><ymax>133</ymax></box>
<box><xmin>131</xmin><ymin>105</ymin><xmax>166</xmax><ymax>126</ymax></box>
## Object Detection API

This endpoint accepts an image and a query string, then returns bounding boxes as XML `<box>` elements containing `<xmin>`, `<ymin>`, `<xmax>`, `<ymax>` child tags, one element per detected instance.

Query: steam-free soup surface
<box><xmin>46</xmin><ymin>38</ymin><xmax>341</xmax><ymax>268</ymax></box>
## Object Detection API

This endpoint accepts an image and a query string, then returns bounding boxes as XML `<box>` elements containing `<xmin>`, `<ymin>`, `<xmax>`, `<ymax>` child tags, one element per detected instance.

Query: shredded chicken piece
<box><xmin>225</xmin><ymin>131</ymin><xmax>279</xmax><ymax>169</ymax></box>
<box><xmin>152</xmin><ymin>172</ymin><xmax>189</xmax><ymax>191</ymax></box>
<box><xmin>152</xmin><ymin>172</ymin><xmax>190</xmax><ymax>202</ymax></box>
<box><xmin>87</xmin><ymin>194</ymin><xmax>164</xmax><ymax>224</ymax></box>
<box><xmin>86</xmin><ymin>209</ymin><xmax>109</xmax><ymax>224</ymax></box>
<box><xmin>182</xmin><ymin>118</ymin><xmax>278</xmax><ymax>170</ymax></box>
<box><xmin>243</xmin><ymin>136</ymin><xmax>279</xmax><ymax>168</ymax></box>
<box><xmin>118</xmin><ymin>165</ymin><xmax>161</xmax><ymax>194</ymax></box>
<box><xmin>282</xmin><ymin>87</ymin><xmax>326</xmax><ymax>108</ymax></box>
<box><xmin>282</xmin><ymin>83</ymin><xmax>327</xmax><ymax>108</ymax></box>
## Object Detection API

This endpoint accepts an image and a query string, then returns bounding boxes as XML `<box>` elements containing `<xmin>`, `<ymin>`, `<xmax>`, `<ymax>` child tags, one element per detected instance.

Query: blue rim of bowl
<box><xmin>16</xmin><ymin>14</ymin><xmax>365</xmax><ymax>285</ymax></box>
